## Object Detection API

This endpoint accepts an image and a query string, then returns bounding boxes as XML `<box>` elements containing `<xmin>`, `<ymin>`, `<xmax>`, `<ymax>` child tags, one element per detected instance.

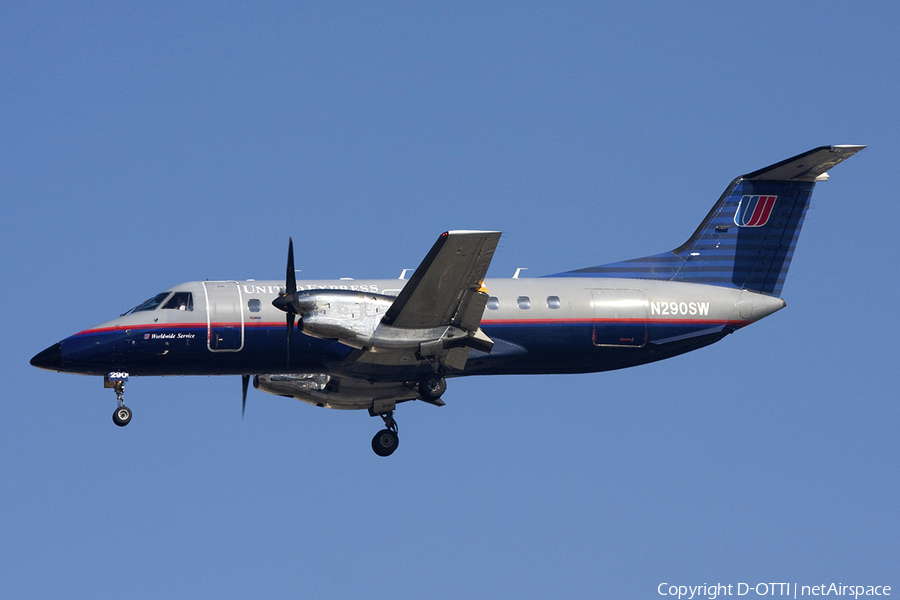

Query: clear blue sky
<box><xmin>3</xmin><ymin>2</ymin><xmax>897</xmax><ymax>598</ymax></box>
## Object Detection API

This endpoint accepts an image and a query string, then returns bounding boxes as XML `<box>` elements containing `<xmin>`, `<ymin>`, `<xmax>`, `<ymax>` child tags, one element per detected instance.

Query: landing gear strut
<box><xmin>108</xmin><ymin>380</ymin><xmax>132</xmax><ymax>427</ymax></box>
<box><xmin>371</xmin><ymin>411</ymin><xmax>399</xmax><ymax>457</ymax></box>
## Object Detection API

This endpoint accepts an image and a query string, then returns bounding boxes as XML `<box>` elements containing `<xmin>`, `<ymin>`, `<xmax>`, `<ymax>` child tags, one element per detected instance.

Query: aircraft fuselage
<box><xmin>37</xmin><ymin>276</ymin><xmax>784</xmax><ymax>380</ymax></box>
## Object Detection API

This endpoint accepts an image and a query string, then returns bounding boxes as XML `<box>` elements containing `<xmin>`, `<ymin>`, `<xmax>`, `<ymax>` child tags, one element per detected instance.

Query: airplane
<box><xmin>31</xmin><ymin>145</ymin><xmax>864</xmax><ymax>456</ymax></box>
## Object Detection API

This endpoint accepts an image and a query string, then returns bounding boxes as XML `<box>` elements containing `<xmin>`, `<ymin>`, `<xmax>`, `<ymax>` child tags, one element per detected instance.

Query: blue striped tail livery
<box><xmin>549</xmin><ymin>145</ymin><xmax>865</xmax><ymax>298</ymax></box>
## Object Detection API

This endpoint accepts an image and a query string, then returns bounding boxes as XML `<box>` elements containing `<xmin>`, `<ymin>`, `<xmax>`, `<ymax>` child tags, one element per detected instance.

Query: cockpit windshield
<box><xmin>121</xmin><ymin>292</ymin><xmax>172</xmax><ymax>316</ymax></box>
<box><xmin>162</xmin><ymin>292</ymin><xmax>193</xmax><ymax>311</ymax></box>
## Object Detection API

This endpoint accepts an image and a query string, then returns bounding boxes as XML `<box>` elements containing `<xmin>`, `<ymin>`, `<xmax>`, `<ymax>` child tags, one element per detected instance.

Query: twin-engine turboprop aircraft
<box><xmin>31</xmin><ymin>145</ymin><xmax>864</xmax><ymax>456</ymax></box>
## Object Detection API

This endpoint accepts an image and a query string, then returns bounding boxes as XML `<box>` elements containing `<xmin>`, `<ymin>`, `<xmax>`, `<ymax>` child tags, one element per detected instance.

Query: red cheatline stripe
<box><xmin>481</xmin><ymin>318</ymin><xmax>745</xmax><ymax>326</ymax></box>
<box><xmin>75</xmin><ymin>322</ymin><xmax>209</xmax><ymax>336</ymax></box>
<box><xmin>74</xmin><ymin>318</ymin><xmax>750</xmax><ymax>337</ymax></box>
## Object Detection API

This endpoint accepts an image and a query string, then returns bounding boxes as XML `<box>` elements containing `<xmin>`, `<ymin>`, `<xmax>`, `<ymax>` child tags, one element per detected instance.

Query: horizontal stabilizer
<box><xmin>743</xmin><ymin>145</ymin><xmax>865</xmax><ymax>181</ymax></box>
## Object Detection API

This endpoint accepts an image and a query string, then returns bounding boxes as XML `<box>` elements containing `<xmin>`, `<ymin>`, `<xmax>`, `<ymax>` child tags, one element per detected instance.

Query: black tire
<box><xmin>113</xmin><ymin>406</ymin><xmax>132</xmax><ymax>427</ymax></box>
<box><xmin>372</xmin><ymin>429</ymin><xmax>399</xmax><ymax>457</ymax></box>
<box><xmin>419</xmin><ymin>375</ymin><xmax>446</xmax><ymax>400</ymax></box>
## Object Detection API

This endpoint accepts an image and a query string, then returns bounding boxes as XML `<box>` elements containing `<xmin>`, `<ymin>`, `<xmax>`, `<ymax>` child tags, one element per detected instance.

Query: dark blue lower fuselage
<box><xmin>34</xmin><ymin>319</ymin><xmax>735</xmax><ymax>380</ymax></box>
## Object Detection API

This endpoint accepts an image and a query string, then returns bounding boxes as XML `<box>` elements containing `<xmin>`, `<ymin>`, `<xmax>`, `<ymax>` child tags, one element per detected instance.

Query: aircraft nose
<box><xmin>30</xmin><ymin>343</ymin><xmax>62</xmax><ymax>371</ymax></box>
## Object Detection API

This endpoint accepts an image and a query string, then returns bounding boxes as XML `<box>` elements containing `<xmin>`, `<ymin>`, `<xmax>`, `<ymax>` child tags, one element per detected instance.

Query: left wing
<box><xmin>381</xmin><ymin>230</ymin><xmax>501</xmax><ymax>331</ymax></box>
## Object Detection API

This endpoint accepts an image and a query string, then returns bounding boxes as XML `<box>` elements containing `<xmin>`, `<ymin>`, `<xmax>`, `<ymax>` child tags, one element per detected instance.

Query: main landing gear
<box><xmin>105</xmin><ymin>377</ymin><xmax>132</xmax><ymax>427</ymax></box>
<box><xmin>372</xmin><ymin>411</ymin><xmax>399</xmax><ymax>457</ymax></box>
<box><xmin>418</xmin><ymin>373</ymin><xmax>446</xmax><ymax>402</ymax></box>
<box><xmin>369</xmin><ymin>373</ymin><xmax>448</xmax><ymax>457</ymax></box>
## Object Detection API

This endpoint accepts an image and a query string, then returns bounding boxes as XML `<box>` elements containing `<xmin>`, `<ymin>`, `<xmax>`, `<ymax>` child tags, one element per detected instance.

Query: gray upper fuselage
<box><xmin>117</xmin><ymin>276</ymin><xmax>781</xmax><ymax>327</ymax></box>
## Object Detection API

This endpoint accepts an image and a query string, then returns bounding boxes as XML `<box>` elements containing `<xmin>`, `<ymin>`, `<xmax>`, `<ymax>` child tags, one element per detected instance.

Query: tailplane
<box><xmin>549</xmin><ymin>145</ymin><xmax>865</xmax><ymax>297</ymax></box>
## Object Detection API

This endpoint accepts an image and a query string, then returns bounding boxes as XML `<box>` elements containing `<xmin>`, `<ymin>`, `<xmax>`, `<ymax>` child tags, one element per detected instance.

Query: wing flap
<box><xmin>453</xmin><ymin>287</ymin><xmax>489</xmax><ymax>331</ymax></box>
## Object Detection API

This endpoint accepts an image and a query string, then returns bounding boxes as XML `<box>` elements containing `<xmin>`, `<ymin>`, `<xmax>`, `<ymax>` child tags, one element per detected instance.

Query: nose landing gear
<box><xmin>105</xmin><ymin>375</ymin><xmax>132</xmax><ymax>427</ymax></box>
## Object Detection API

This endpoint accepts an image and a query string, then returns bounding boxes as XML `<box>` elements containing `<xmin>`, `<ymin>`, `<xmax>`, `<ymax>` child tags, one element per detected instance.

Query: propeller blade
<box><xmin>286</xmin><ymin>313</ymin><xmax>294</xmax><ymax>368</ymax></box>
<box><xmin>286</xmin><ymin>237</ymin><xmax>297</xmax><ymax>295</ymax></box>
<box><xmin>241</xmin><ymin>374</ymin><xmax>249</xmax><ymax>418</ymax></box>
<box><xmin>272</xmin><ymin>237</ymin><xmax>299</xmax><ymax>370</ymax></box>
<box><xmin>273</xmin><ymin>237</ymin><xmax>300</xmax><ymax>315</ymax></box>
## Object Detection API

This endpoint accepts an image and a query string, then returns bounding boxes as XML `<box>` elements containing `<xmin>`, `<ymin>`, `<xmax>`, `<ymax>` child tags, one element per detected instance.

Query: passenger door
<box><xmin>203</xmin><ymin>281</ymin><xmax>244</xmax><ymax>352</ymax></box>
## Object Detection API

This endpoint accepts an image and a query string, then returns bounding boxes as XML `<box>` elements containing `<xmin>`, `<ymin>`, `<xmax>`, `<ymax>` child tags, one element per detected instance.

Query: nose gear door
<box><xmin>203</xmin><ymin>281</ymin><xmax>245</xmax><ymax>352</ymax></box>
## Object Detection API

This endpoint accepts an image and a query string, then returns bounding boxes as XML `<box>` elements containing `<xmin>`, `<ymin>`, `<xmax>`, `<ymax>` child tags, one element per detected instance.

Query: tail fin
<box><xmin>549</xmin><ymin>145</ymin><xmax>865</xmax><ymax>297</ymax></box>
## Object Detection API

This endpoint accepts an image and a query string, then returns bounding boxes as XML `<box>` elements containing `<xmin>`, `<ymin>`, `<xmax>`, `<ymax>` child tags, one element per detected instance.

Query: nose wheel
<box><xmin>371</xmin><ymin>411</ymin><xmax>399</xmax><ymax>457</ymax></box>
<box><xmin>107</xmin><ymin>378</ymin><xmax>132</xmax><ymax>427</ymax></box>
<box><xmin>113</xmin><ymin>405</ymin><xmax>132</xmax><ymax>426</ymax></box>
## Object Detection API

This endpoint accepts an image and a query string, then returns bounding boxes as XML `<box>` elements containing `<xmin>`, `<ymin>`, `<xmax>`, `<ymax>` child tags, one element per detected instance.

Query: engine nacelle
<box><xmin>295</xmin><ymin>290</ymin><xmax>493</xmax><ymax>359</ymax></box>
<box><xmin>254</xmin><ymin>373</ymin><xmax>419</xmax><ymax>411</ymax></box>
<box><xmin>295</xmin><ymin>290</ymin><xmax>394</xmax><ymax>349</ymax></box>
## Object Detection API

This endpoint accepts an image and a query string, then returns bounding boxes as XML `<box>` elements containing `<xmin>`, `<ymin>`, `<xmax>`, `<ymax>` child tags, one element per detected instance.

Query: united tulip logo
<box><xmin>735</xmin><ymin>195</ymin><xmax>777</xmax><ymax>227</ymax></box>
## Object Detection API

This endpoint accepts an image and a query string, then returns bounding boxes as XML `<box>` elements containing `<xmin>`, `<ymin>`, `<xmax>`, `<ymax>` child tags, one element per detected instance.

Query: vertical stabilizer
<box><xmin>549</xmin><ymin>146</ymin><xmax>865</xmax><ymax>297</ymax></box>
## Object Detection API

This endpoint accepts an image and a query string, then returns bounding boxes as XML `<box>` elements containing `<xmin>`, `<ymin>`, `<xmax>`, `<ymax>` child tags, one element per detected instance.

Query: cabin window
<box><xmin>547</xmin><ymin>296</ymin><xmax>561</xmax><ymax>309</ymax></box>
<box><xmin>163</xmin><ymin>292</ymin><xmax>194</xmax><ymax>311</ymax></box>
<box><xmin>122</xmin><ymin>292</ymin><xmax>171</xmax><ymax>315</ymax></box>
<box><xmin>517</xmin><ymin>296</ymin><xmax>531</xmax><ymax>309</ymax></box>
<box><xmin>248</xmin><ymin>299</ymin><xmax>261</xmax><ymax>313</ymax></box>
<box><xmin>487</xmin><ymin>296</ymin><xmax>500</xmax><ymax>310</ymax></box>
